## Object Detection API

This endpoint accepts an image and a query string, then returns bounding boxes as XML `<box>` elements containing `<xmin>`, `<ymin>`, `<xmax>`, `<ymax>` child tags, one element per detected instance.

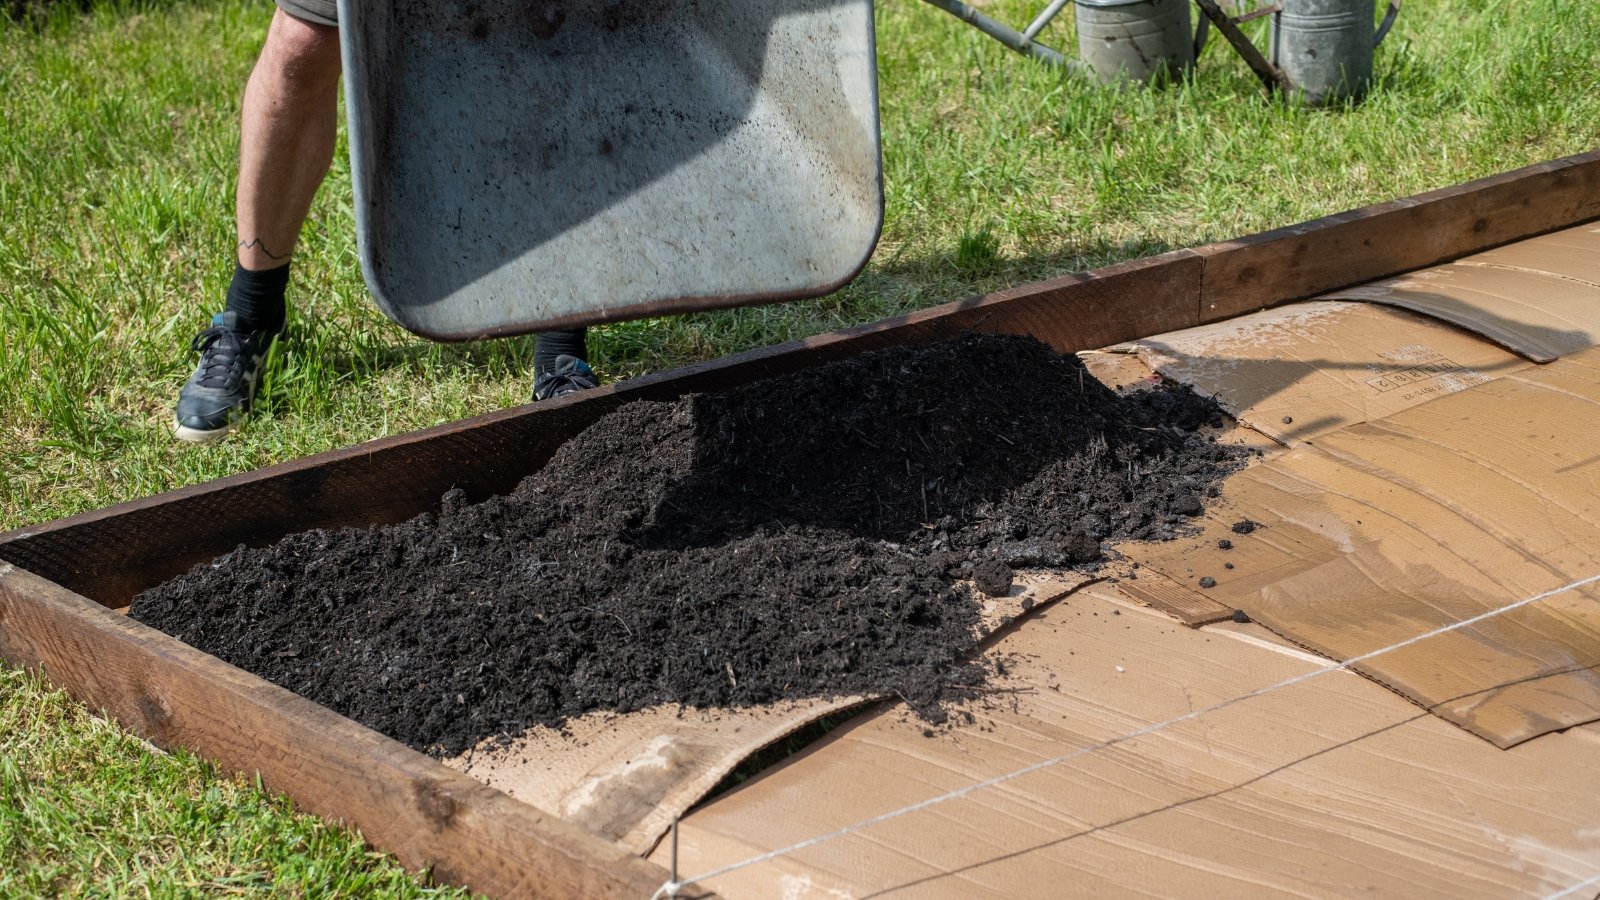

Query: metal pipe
<box><xmin>920</xmin><ymin>0</ymin><xmax>1079</xmax><ymax>68</ymax></box>
<box><xmin>1022</xmin><ymin>0</ymin><xmax>1073</xmax><ymax>41</ymax></box>
<box><xmin>1194</xmin><ymin>0</ymin><xmax>1286</xmax><ymax>91</ymax></box>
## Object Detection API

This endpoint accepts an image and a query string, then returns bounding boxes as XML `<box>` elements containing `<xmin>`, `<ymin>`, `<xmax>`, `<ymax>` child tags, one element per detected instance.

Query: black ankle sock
<box><xmin>534</xmin><ymin>327</ymin><xmax>589</xmax><ymax>376</ymax></box>
<box><xmin>224</xmin><ymin>261</ymin><xmax>290</xmax><ymax>333</ymax></box>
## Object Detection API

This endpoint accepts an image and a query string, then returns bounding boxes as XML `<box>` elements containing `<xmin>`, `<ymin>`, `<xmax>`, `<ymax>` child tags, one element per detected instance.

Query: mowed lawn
<box><xmin>2</xmin><ymin>0</ymin><xmax>1598</xmax><ymax>893</ymax></box>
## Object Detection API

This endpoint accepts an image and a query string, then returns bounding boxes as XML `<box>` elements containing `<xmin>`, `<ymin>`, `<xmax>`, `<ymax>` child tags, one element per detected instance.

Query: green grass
<box><xmin>0</xmin><ymin>665</ymin><xmax>468</xmax><ymax>898</ymax></box>
<box><xmin>1</xmin><ymin>0</ymin><xmax>1597</xmax><ymax>892</ymax></box>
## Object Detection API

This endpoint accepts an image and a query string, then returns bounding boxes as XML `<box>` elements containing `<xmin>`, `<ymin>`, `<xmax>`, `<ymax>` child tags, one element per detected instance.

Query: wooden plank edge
<box><xmin>0</xmin><ymin>561</ymin><xmax>701</xmax><ymax>900</ymax></box>
<box><xmin>1195</xmin><ymin>149</ymin><xmax>1600</xmax><ymax>321</ymax></box>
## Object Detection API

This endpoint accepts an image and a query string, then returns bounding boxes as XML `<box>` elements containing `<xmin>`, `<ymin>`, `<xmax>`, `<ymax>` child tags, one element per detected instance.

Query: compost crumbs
<box><xmin>132</xmin><ymin>334</ymin><xmax>1249</xmax><ymax>755</ymax></box>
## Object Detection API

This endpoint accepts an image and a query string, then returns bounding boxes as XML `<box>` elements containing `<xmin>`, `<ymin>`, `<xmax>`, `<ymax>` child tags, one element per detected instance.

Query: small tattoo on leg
<box><xmin>238</xmin><ymin>238</ymin><xmax>289</xmax><ymax>261</ymax></box>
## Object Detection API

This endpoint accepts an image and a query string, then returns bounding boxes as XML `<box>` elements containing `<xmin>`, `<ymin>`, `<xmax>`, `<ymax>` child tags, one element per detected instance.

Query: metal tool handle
<box><xmin>1193</xmin><ymin>0</ymin><xmax>1286</xmax><ymax>92</ymax></box>
<box><xmin>1373</xmin><ymin>0</ymin><xmax>1400</xmax><ymax>47</ymax></box>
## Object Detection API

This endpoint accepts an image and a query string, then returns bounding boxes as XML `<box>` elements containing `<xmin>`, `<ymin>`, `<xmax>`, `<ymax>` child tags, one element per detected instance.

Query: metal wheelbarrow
<box><xmin>337</xmin><ymin>0</ymin><xmax>883</xmax><ymax>339</ymax></box>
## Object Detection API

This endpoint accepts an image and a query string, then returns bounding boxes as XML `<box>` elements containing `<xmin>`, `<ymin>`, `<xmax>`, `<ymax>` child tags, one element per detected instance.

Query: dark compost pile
<box><xmin>132</xmin><ymin>334</ymin><xmax>1248</xmax><ymax>756</ymax></box>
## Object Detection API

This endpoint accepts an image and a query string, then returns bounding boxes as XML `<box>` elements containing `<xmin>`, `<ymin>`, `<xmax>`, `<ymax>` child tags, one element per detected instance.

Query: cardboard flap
<box><xmin>1318</xmin><ymin>223</ymin><xmax>1600</xmax><ymax>363</ymax></box>
<box><xmin>442</xmin><ymin>572</ymin><xmax>1090</xmax><ymax>853</ymax></box>
<box><xmin>1112</xmin><ymin>301</ymin><xmax>1529</xmax><ymax>444</ymax></box>
<box><xmin>1124</xmin><ymin>350</ymin><xmax>1600</xmax><ymax>748</ymax></box>
<box><xmin>655</xmin><ymin>590</ymin><xmax>1600</xmax><ymax>898</ymax></box>
<box><xmin>1241</xmin><ymin>356</ymin><xmax>1600</xmax><ymax>747</ymax></box>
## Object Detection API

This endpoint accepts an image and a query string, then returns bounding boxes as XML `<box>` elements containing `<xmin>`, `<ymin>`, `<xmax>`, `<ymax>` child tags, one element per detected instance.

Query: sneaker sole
<box><xmin>172</xmin><ymin>356</ymin><xmax>268</xmax><ymax>444</ymax></box>
<box><xmin>174</xmin><ymin>421</ymin><xmax>236</xmax><ymax>444</ymax></box>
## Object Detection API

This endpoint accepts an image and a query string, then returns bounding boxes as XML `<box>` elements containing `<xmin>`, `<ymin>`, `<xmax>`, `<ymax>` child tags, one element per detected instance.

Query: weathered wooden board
<box><xmin>1198</xmin><ymin>152</ymin><xmax>1600</xmax><ymax>323</ymax></box>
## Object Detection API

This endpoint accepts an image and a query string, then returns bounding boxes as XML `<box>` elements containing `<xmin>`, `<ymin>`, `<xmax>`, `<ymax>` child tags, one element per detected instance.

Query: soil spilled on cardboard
<box><xmin>131</xmin><ymin>334</ymin><xmax>1248</xmax><ymax>756</ymax></box>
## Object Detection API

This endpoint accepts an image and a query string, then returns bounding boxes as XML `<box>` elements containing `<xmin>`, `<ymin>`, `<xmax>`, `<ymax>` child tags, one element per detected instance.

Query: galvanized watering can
<box><xmin>1203</xmin><ymin>0</ymin><xmax>1401</xmax><ymax>105</ymax></box>
<box><xmin>918</xmin><ymin>0</ymin><xmax>1207</xmax><ymax>87</ymax></box>
<box><xmin>1075</xmin><ymin>0</ymin><xmax>1210</xmax><ymax>86</ymax></box>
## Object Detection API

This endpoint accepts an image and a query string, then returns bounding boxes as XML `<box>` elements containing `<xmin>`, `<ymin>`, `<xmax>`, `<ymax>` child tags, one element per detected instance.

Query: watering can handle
<box><xmin>1374</xmin><ymin>0</ymin><xmax>1400</xmax><ymax>47</ymax></box>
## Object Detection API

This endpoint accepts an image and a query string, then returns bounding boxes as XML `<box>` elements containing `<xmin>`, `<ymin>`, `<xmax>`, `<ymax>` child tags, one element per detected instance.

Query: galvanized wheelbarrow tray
<box><xmin>338</xmin><ymin>0</ymin><xmax>884</xmax><ymax>339</ymax></box>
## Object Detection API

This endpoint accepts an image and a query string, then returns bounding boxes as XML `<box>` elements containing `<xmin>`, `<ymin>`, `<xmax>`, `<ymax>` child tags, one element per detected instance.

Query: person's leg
<box><xmin>235</xmin><ymin>9</ymin><xmax>341</xmax><ymax>279</ymax></box>
<box><xmin>532</xmin><ymin>327</ymin><xmax>598</xmax><ymax>401</ymax></box>
<box><xmin>175</xmin><ymin>9</ymin><xmax>341</xmax><ymax>442</ymax></box>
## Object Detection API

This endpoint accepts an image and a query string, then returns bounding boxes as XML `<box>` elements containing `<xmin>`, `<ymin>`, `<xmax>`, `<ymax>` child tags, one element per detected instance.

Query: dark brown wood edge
<box><xmin>0</xmin><ymin>561</ymin><xmax>704</xmax><ymax>900</ymax></box>
<box><xmin>1196</xmin><ymin>149</ymin><xmax>1600</xmax><ymax>322</ymax></box>
<box><xmin>0</xmin><ymin>251</ymin><xmax>1204</xmax><ymax>605</ymax></box>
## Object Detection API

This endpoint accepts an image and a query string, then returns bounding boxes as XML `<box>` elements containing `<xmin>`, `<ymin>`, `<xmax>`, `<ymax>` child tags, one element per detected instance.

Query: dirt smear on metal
<box><xmin>132</xmin><ymin>334</ymin><xmax>1248</xmax><ymax>756</ymax></box>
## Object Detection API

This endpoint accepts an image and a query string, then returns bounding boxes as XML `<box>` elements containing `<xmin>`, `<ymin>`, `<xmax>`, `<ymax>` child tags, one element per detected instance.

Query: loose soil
<box><xmin>132</xmin><ymin>334</ymin><xmax>1249</xmax><ymax>756</ymax></box>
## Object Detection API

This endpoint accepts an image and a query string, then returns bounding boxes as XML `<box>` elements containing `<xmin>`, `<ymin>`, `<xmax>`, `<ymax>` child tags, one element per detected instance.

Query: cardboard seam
<box><xmin>1199</xmin><ymin>621</ymin><xmax>1342</xmax><ymax>667</ymax></box>
<box><xmin>1453</xmin><ymin>260</ymin><xmax>1600</xmax><ymax>292</ymax></box>
<box><xmin>1505</xmin><ymin>368</ymin><xmax>1600</xmax><ymax>405</ymax></box>
<box><xmin>1242</xmin><ymin>615</ymin><xmax>1518</xmax><ymax>749</ymax></box>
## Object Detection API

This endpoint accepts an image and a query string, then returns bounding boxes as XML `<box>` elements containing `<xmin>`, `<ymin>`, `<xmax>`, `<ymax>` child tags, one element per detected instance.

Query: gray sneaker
<box><xmin>532</xmin><ymin>354</ymin><xmax>600</xmax><ymax>401</ymax></box>
<box><xmin>174</xmin><ymin>311</ymin><xmax>284</xmax><ymax>442</ymax></box>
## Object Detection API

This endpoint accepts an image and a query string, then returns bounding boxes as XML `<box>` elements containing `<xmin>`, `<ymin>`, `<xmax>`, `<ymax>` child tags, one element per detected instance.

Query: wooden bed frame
<box><xmin>3</xmin><ymin>150</ymin><xmax>1596</xmax><ymax>898</ymax></box>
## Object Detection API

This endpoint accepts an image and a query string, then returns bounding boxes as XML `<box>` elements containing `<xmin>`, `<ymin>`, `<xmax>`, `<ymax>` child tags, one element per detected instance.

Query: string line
<box><xmin>1545</xmin><ymin>870</ymin><xmax>1600</xmax><ymax>900</ymax></box>
<box><xmin>656</xmin><ymin>570</ymin><xmax>1600</xmax><ymax>896</ymax></box>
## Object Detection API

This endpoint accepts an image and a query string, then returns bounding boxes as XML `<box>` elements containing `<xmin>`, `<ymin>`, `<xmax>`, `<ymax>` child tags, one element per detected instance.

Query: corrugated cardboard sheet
<box><xmin>654</xmin><ymin>590</ymin><xmax>1600</xmax><ymax>897</ymax></box>
<box><xmin>657</xmin><ymin>221</ymin><xmax>1600</xmax><ymax>896</ymax></box>
<box><xmin>1114</xmin><ymin>330</ymin><xmax>1600</xmax><ymax>747</ymax></box>
<box><xmin>1126</xmin><ymin>352</ymin><xmax>1600</xmax><ymax>747</ymax></box>
<box><xmin>1320</xmin><ymin>222</ymin><xmax>1600</xmax><ymax>362</ymax></box>
<box><xmin>1111</xmin><ymin>301</ymin><xmax>1532</xmax><ymax>444</ymax></box>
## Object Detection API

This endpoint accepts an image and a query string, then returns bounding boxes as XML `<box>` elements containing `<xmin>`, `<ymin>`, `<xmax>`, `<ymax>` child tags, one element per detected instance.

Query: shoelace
<box><xmin>538</xmin><ymin>372</ymin><xmax>595</xmax><ymax>398</ymax></box>
<box><xmin>190</xmin><ymin>326</ymin><xmax>247</xmax><ymax>389</ymax></box>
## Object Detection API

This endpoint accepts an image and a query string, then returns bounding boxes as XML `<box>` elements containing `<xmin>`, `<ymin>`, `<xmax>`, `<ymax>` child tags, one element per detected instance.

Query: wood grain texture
<box><xmin>1197</xmin><ymin>150</ymin><xmax>1600</xmax><ymax>322</ymax></box>
<box><xmin>0</xmin><ymin>251</ymin><xmax>1204</xmax><ymax>607</ymax></box>
<box><xmin>0</xmin><ymin>562</ymin><xmax>695</xmax><ymax>900</ymax></box>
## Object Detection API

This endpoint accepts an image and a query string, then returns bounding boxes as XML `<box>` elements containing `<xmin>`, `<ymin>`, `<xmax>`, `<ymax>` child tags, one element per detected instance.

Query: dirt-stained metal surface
<box><xmin>338</xmin><ymin>0</ymin><xmax>883</xmax><ymax>339</ymax></box>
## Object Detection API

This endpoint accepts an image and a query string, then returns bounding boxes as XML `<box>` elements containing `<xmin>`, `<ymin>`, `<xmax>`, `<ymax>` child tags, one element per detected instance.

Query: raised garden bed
<box><xmin>2</xmin><ymin>151</ymin><xmax>1597</xmax><ymax>899</ymax></box>
<box><xmin>128</xmin><ymin>333</ymin><xmax>1247</xmax><ymax>757</ymax></box>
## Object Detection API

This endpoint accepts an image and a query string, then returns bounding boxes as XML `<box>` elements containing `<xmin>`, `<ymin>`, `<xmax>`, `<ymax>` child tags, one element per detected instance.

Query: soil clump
<box><xmin>132</xmin><ymin>334</ymin><xmax>1248</xmax><ymax>756</ymax></box>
